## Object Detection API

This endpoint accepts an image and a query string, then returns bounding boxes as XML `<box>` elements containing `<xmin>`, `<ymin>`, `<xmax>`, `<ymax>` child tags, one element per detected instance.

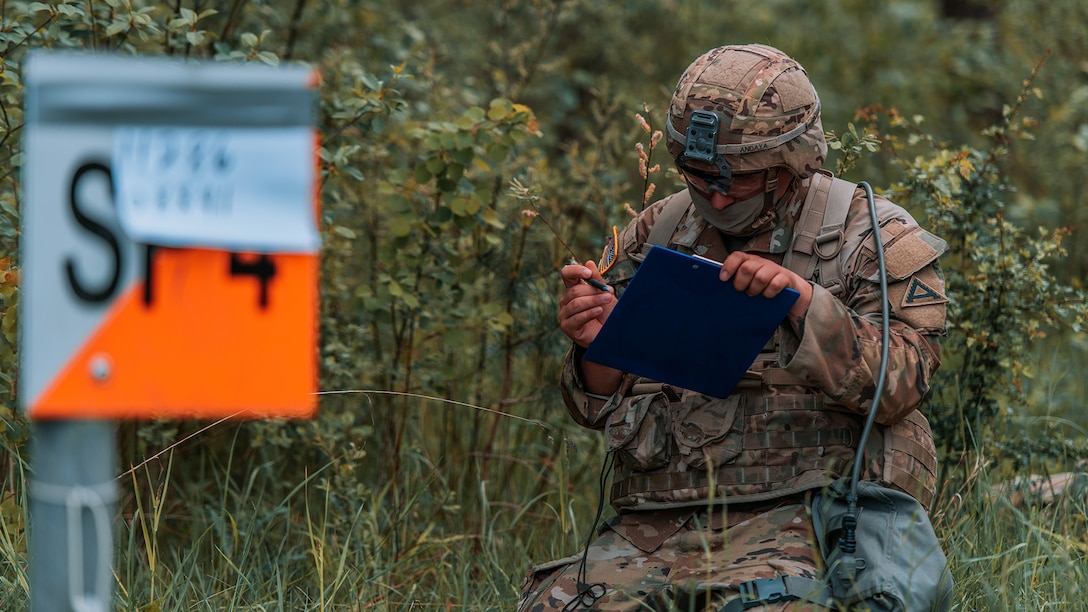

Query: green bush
<box><xmin>1</xmin><ymin>1</ymin><xmax>1087</xmax><ymax>609</ymax></box>
<box><xmin>858</xmin><ymin>64</ymin><xmax>1088</xmax><ymax>473</ymax></box>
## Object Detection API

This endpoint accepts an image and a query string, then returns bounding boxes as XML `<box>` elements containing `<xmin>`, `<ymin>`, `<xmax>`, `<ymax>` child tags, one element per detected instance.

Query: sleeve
<box><xmin>779</xmin><ymin>209</ymin><xmax>949</xmax><ymax>426</ymax></box>
<box><xmin>559</xmin><ymin>345</ymin><xmax>615</xmax><ymax>430</ymax></box>
<box><xmin>557</xmin><ymin>194</ymin><xmax>687</xmax><ymax>429</ymax></box>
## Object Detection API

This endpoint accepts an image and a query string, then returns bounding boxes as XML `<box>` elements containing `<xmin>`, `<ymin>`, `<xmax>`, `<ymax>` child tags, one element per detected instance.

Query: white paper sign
<box><xmin>112</xmin><ymin>126</ymin><xmax>319</xmax><ymax>253</ymax></box>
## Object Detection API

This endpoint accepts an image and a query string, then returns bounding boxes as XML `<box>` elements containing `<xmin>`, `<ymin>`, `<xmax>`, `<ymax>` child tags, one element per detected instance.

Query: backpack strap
<box><xmin>783</xmin><ymin>171</ymin><xmax>857</xmax><ymax>297</ymax></box>
<box><xmin>636</xmin><ymin>192</ymin><xmax>693</xmax><ymax>260</ymax></box>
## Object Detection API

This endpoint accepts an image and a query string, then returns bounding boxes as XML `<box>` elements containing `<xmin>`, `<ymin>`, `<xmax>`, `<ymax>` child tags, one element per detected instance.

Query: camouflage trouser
<box><xmin>518</xmin><ymin>499</ymin><xmax>824</xmax><ymax>611</ymax></box>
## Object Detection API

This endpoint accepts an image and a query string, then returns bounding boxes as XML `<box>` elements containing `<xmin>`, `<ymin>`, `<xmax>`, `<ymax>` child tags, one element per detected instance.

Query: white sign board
<box><xmin>21</xmin><ymin>53</ymin><xmax>321</xmax><ymax>420</ymax></box>
<box><xmin>113</xmin><ymin>126</ymin><xmax>319</xmax><ymax>252</ymax></box>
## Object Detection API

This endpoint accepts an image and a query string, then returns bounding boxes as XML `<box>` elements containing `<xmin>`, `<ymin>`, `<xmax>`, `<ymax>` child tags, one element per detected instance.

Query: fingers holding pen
<box><xmin>560</xmin><ymin>262</ymin><xmax>614</xmax><ymax>307</ymax></box>
<box><xmin>559</xmin><ymin>261</ymin><xmax>615</xmax><ymax>347</ymax></box>
<box><xmin>561</xmin><ymin>260</ymin><xmax>612</xmax><ymax>292</ymax></box>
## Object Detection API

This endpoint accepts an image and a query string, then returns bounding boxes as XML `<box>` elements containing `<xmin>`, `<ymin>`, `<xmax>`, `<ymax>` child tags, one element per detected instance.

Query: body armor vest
<box><xmin>602</xmin><ymin>173</ymin><xmax>939</xmax><ymax>511</ymax></box>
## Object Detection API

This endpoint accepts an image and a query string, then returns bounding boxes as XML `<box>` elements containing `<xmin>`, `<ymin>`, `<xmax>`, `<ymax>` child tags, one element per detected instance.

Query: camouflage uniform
<box><xmin>519</xmin><ymin>501</ymin><xmax>821</xmax><ymax>611</ymax></box>
<box><xmin>520</xmin><ymin>44</ymin><xmax>949</xmax><ymax>611</ymax></box>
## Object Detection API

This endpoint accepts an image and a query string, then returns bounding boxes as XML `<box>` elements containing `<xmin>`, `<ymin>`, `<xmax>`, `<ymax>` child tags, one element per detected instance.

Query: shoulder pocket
<box><xmin>860</xmin><ymin>222</ymin><xmax>948</xmax><ymax>283</ymax></box>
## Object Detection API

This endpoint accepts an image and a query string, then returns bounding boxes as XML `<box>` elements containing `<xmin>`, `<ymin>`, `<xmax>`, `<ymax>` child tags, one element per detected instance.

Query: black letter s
<box><xmin>66</xmin><ymin>162</ymin><xmax>122</xmax><ymax>303</ymax></box>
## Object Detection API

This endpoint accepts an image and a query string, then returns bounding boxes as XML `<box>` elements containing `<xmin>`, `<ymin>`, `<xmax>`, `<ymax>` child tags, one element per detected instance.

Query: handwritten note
<box><xmin>112</xmin><ymin>126</ymin><xmax>320</xmax><ymax>253</ymax></box>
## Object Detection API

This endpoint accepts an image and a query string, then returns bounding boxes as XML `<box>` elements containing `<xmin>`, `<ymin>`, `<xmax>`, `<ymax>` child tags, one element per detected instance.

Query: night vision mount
<box><xmin>677</xmin><ymin>110</ymin><xmax>733</xmax><ymax>194</ymax></box>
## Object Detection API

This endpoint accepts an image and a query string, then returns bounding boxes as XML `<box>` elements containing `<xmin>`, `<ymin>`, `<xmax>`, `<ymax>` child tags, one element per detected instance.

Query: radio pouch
<box><xmin>811</xmin><ymin>478</ymin><xmax>955</xmax><ymax>611</ymax></box>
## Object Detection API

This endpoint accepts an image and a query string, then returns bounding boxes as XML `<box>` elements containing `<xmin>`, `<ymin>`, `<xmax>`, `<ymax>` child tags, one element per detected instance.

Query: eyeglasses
<box><xmin>678</xmin><ymin>166</ymin><xmax>766</xmax><ymax>199</ymax></box>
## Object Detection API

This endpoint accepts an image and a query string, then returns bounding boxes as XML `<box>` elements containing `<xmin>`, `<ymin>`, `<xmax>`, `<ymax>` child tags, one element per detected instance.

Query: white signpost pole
<box><xmin>29</xmin><ymin>422</ymin><xmax>116</xmax><ymax>612</ymax></box>
<box><xmin>21</xmin><ymin>53</ymin><xmax>319</xmax><ymax>611</ymax></box>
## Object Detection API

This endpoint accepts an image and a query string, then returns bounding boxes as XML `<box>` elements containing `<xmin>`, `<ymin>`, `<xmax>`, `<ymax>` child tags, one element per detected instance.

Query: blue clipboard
<box><xmin>583</xmin><ymin>246</ymin><xmax>799</xmax><ymax>398</ymax></box>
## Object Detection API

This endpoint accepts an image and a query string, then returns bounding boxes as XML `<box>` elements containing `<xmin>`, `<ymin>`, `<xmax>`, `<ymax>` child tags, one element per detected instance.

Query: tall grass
<box><xmin>0</xmin><ymin>429</ymin><xmax>28</xmax><ymax>608</ymax></box>
<box><xmin>938</xmin><ymin>464</ymin><xmax>1088</xmax><ymax>610</ymax></box>
<box><xmin>0</xmin><ymin>394</ymin><xmax>605</xmax><ymax>610</ymax></box>
<box><xmin>1</xmin><ymin>378</ymin><xmax>1087</xmax><ymax>610</ymax></box>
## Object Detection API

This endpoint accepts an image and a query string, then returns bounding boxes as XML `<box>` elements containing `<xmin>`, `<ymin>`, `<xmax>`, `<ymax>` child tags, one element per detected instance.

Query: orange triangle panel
<box><xmin>32</xmin><ymin>248</ymin><xmax>318</xmax><ymax>420</ymax></box>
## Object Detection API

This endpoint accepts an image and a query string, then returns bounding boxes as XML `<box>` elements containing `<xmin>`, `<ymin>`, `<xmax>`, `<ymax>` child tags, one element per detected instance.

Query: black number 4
<box><xmin>230</xmin><ymin>253</ymin><xmax>276</xmax><ymax>309</ymax></box>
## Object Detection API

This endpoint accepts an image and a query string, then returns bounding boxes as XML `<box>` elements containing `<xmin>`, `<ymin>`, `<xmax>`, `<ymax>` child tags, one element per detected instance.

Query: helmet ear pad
<box><xmin>666</xmin><ymin>44</ymin><xmax>827</xmax><ymax>180</ymax></box>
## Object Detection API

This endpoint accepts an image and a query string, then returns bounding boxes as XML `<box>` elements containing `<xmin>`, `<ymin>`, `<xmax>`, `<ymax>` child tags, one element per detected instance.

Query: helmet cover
<box><xmin>666</xmin><ymin>44</ymin><xmax>827</xmax><ymax>179</ymax></box>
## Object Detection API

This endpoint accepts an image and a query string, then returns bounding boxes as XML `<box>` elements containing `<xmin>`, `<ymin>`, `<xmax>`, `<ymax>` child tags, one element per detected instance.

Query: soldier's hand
<box><xmin>720</xmin><ymin>251</ymin><xmax>812</xmax><ymax>318</ymax></box>
<box><xmin>558</xmin><ymin>261</ymin><xmax>615</xmax><ymax>348</ymax></box>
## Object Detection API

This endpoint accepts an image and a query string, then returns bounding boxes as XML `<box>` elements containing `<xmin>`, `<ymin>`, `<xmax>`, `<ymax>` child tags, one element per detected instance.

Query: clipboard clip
<box><xmin>690</xmin><ymin>253</ymin><xmax>723</xmax><ymax>266</ymax></box>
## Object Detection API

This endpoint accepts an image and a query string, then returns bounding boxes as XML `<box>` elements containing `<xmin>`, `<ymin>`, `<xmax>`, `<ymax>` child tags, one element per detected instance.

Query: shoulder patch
<box><xmin>886</xmin><ymin>266</ymin><xmax>949</xmax><ymax>332</ymax></box>
<box><xmin>902</xmin><ymin>275</ymin><xmax>948</xmax><ymax>307</ymax></box>
<box><xmin>859</xmin><ymin>223</ymin><xmax>949</xmax><ymax>283</ymax></box>
<box><xmin>599</xmin><ymin>225</ymin><xmax>619</xmax><ymax>274</ymax></box>
<box><xmin>884</xmin><ymin>225</ymin><xmax>948</xmax><ymax>280</ymax></box>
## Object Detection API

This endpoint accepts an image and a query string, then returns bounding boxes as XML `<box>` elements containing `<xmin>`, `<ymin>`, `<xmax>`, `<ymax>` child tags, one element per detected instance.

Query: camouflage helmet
<box><xmin>666</xmin><ymin>44</ymin><xmax>827</xmax><ymax>180</ymax></box>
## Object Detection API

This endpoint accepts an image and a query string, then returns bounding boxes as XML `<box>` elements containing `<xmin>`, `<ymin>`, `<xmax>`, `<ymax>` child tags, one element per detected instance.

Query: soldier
<box><xmin>519</xmin><ymin>44</ymin><xmax>951</xmax><ymax>611</ymax></box>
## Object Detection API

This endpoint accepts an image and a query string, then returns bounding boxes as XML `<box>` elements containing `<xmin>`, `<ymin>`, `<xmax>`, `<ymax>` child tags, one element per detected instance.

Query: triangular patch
<box><xmin>902</xmin><ymin>275</ymin><xmax>948</xmax><ymax>307</ymax></box>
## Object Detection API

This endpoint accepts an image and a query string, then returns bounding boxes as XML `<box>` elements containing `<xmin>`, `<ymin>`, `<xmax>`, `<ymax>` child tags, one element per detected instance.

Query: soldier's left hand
<box><xmin>720</xmin><ymin>251</ymin><xmax>812</xmax><ymax>317</ymax></box>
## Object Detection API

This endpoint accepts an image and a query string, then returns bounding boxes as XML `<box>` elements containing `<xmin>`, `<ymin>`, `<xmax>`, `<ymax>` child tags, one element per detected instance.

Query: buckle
<box><xmin>822</xmin><ymin>278</ymin><xmax>846</xmax><ymax>298</ymax></box>
<box><xmin>737</xmin><ymin>577</ymin><xmax>789</xmax><ymax>607</ymax></box>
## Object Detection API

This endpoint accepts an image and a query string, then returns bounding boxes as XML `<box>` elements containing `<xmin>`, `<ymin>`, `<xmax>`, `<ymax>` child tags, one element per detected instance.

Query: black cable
<box><xmin>840</xmin><ymin>181</ymin><xmax>891</xmax><ymax>555</ymax></box>
<box><xmin>562</xmin><ymin>450</ymin><xmax>613</xmax><ymax>611</ymax></box>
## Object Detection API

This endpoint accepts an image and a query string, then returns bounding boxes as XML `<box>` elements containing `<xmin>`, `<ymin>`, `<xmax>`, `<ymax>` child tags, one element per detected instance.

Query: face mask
<box><xmin>689</xmin><ymin>187</ymin><xmax>775</xmax><ymax>236</ymax></box>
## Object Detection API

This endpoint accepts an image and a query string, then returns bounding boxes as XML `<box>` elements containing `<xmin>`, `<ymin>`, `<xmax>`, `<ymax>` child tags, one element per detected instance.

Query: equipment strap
<box><xmin>783</xmin><ymin>171</ymin><xmax>857</xmax><ymax>297</ymax></box>
<box><xmin>639</xmin><ymin>192</ymin><xmax>693</xmax><ymax>258</ymax></box>
<box><xmin>612</xmin><ymin>464</ymin><xmax>816</xmax><ymax>500</ymax></box>
<box><xmin>720</xmin><ymin>576</ymin><xmax>835</xmax><ymax>611</ymax></box>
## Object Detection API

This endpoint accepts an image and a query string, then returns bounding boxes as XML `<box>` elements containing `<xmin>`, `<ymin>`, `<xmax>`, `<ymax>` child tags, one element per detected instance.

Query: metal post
<box><xmin>29</xmin><ymin>420</ymin><xmax>116</xmax><ymax>612</ymax></box>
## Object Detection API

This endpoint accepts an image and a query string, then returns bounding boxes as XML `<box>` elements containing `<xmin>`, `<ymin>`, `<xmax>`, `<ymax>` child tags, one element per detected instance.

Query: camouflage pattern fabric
<box><xmin>561</xmin><ymin>179</ymin><xmax>947</xmax><ymax>512</ymax></box>
<box><xmin>518</xmin><ymin>500</ymin><xmax>825</xmax><ymax>611</ymax></box>
<box><xmin>666</xmin><ymin>44</ymin><xmax>828</xmax><ymax>180</ymax></box>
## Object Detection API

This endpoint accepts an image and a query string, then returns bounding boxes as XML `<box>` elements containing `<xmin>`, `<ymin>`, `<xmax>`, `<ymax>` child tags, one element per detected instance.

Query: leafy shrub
<box><xmin>856</xmin><ymin>58</ymin><xmax>1088</xmax><ymax>483</ymax></box>
<box><xmin>0</xmin><ymin>1</ymin><xmax>1086</xmax><ymax>609</ymax></box>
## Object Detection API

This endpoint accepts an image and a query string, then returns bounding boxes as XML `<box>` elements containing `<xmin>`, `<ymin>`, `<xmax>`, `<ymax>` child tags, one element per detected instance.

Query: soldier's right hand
<box><xmin>558</xmin><ymin>261</ymin><xmax>615</xmax><ymax>348</ymax></box>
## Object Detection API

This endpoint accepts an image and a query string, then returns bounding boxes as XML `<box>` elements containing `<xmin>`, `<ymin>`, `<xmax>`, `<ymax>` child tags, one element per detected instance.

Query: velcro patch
<box><xmin>861</xmin><ymin>223</ymin><xmax>948</xmax><ymax>283</ymax></box>
<box><xmin>901</xmin><ymin>275</ymin><xmax>948</xmax><ymax>308</ymax></box>
<box><xmin>884</xmin><ymin>228</ymin><xmax>942</xmax><ymax>280</ymax></box>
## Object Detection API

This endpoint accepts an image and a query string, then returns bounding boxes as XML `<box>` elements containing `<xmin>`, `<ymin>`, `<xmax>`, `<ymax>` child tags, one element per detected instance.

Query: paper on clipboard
<box><xmin>583</xmin><ymin>246</ymin><xmax>799</xmax><ymax>398</ymax></box>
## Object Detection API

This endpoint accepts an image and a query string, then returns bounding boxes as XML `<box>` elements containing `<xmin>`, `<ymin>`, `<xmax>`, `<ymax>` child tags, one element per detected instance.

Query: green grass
<box><xmin>937</xmin><ymin>466</ymin><xmax>1088</xmax><ymax>610</ymax></box>
<box><xmin>1</xmin><ymin>369</ymin><xmax>1087</xmax><ymax>610</ymax></box>
<box><xmin>4</xmin><ymin>401</ymin><xmax>603</xmax><ymax>610</ymax></box>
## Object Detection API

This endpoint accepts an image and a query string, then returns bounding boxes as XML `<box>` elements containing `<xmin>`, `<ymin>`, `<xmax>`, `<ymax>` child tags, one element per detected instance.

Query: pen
<box><xmin>584</xmin><ymin>277</ymin><xmax>611</xmax><ymax>292</ymax></box>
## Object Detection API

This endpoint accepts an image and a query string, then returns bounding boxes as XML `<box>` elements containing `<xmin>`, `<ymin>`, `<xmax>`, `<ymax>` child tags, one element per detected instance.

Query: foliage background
<box><xmin>0</xmin><ymin>0</ymin><xmax>1086</xmax><ymax>609</ymax></box>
